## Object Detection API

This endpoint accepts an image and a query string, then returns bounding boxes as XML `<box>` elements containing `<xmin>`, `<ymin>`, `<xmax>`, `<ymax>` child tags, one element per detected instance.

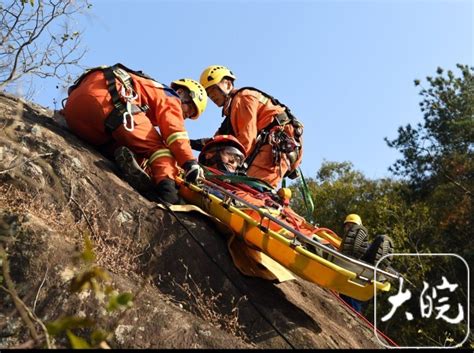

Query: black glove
<box><xmin>154</xmin><ymin>179</ymin><xmax>181</xmax><ymax>204</ymax></box>
<box><xmin>190</xmin><ymin>138</ymin><xmax>211</xmax><ymax>151</ymax></box>
<box><xmin>182</xmin><ymin>160</ymin><xmax>204</xmax><ymax>184</ymax></box>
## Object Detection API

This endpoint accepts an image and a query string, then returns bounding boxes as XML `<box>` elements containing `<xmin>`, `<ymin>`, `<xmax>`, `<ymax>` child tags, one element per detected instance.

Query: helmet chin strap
<box><xmin>217</xmin><ymin>83</ymin><xmax>233</xmax><ymax>117</ymax></box>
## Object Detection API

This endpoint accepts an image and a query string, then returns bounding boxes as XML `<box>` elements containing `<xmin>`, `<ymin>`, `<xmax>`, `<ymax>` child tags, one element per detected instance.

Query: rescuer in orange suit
<box><xmin>63</xmin><ymin>64</ymin><xmax>207</xmax><ymax>204</ymax></box>
<box><xmin>193</xmin><ymin>65</ymin><xmax>304</xmax><ymax>188</ymax></box>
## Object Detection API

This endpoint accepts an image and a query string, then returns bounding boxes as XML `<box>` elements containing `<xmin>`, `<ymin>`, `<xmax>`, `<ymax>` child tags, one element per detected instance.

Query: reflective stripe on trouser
<box><xmin>146</xmin><ymin>148</ymin><xmax>178</xmax><ymax>184</ymax></box>
<box><xmin>63</xmin><ymin>70</ymin><xmax>179</xmax><ymax>184</ymax></box>
<box><xmin>147</xmin><ymin>155</ymin><xmax>178</xmax><ymax>184</ymax></box>
<box><xmin>112</xmin><ymin>124</ymin><xmax>178</xmax><ymax>184</ymax></box>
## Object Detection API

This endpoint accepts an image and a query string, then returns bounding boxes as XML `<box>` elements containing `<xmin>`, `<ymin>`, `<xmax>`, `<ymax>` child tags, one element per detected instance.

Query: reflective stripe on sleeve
<box><xmin>258</xmin><ymin>94</ymin><xmax>269</xmax><ymax>105</ymax></box>
<box><xmin>166</xmin><ymin>131</ymin><xmax>189</xmax><ymax>146</ymax></box>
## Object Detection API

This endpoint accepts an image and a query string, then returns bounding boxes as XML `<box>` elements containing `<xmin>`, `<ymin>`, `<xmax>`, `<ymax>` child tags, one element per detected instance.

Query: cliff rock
<box><xmin>0</xmin><ymin>92</ymin><xmax>386</xmax><ymax>349</ymax></box>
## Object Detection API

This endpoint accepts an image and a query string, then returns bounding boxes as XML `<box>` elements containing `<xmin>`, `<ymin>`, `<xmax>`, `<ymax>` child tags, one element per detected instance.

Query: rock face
<box><xmin>0</xmin><ymin>92</ymin><xmax>386</xmax><ymax>349</ymax></box>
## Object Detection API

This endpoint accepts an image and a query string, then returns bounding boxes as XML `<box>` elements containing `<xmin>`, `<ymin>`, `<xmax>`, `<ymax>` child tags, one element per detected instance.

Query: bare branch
<box><xmin>0</xmin><ymin>245</ymin><xmax>40</xmax><ymax>342</ymax></box>
<box><xmin>0</xmin><ymin>0</ymin><xmax>91</xmax><ymax>93</ymax></box>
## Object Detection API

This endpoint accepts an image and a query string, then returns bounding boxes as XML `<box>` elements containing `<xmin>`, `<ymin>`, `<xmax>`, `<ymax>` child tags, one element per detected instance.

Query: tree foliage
<box><xmin>290</xmin><ymin>161</ymin><xmax>419</xmax><ymax>248</ymax></box>
<box><xmin>385</xmin><ymin>64</ymin><xmax>473</xmax><ymax>197</ymax></box>
<box><xmin>0</xmin><ymin>0</ymin><xmax>91</xmax><ymax>95</ymax></box>
<box><xmin>290</xmin><ymin>64</ymin><xmax>472</xmax><ymax>347</ymax></box>
<box><xmin>385</xmin><ymin>64</ymin><xmax>473</xmax><ymax>259</ymax></box>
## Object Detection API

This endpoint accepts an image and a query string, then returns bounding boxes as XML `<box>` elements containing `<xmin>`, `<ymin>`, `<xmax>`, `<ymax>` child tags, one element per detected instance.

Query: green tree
<box><xmin>385</xmin><ymin>64</ymin><xmax>473</xmax><ymax>260</ymax></box>
<box><xmin>289</xmin><ymin>64</ymin><xmax>473</xmax><ymax>347</ymax></box>
<box><xmin>291</xmin><ymin>160</ymin><xmax>470</xmax><ymax>347</ymax></box>
<box><xmin>290</xmin><ymin>161</ymin><xmax>417</xmax><ymax>247</ymax></box>
<box><xmin>385</xmin><ymin>64</ymin><xmax>473</xmax><ymax>196</ymax></box>
<box><xmin>383</xmin><ymin>64</ymin><xmax>473</xmax><ymax>347</ymax></box>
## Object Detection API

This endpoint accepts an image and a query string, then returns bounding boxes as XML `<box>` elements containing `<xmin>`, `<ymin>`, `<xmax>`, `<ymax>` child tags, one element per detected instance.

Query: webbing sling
<box><xmin>233</xmin><ymin>86</ymin><xmax>296</xmax><ymax>125</ymax></box>
<box><xmin>103</xmin><ymin>66</ymin><xmax>128</xmax><ymax>133</ymax></box>
<box><xmin>203</xmin><ymin>170</ymin><xmax>275</xmax><ymax>193</ymax></box>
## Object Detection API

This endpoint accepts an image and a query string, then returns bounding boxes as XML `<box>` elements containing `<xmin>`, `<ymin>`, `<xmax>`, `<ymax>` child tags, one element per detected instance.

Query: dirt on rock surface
<box><xmin>0</xmin><ymin>92</ymin><xmax>387</xmax><ymax>349</ymax></box>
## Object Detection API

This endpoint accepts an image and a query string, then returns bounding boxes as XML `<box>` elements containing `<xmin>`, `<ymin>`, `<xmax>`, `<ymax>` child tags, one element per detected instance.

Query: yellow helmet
<box><xmin>200</xmin><ymin>65</ymin><xmax>236</xmax><ymax>89</ymax></box>
<box><xmin>171</xmin><ymin>78</ymin><xmax>208</xmax><ymax>120</ymax></box>
<box><xmin>344</xmin><ymin>214</ymin><xmax>362</xmax><ymax>226</ymax></box>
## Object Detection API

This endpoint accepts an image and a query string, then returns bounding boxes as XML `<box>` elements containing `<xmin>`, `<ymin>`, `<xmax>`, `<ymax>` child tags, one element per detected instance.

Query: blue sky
<box><xmin>29</xmin><ymin>0</ymin><xmax>472</xmax><ymax>180</ymax></box>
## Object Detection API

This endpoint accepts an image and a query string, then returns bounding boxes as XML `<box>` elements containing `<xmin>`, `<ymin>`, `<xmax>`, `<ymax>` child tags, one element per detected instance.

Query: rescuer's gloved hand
<box><xmin>182</xmin><ymin>160</ymin><xmax>204</xmax><ymax>184</ymax></box>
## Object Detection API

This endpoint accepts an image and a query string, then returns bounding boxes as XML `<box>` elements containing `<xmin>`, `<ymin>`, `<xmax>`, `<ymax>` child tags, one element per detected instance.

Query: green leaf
<box><xmin>116</xmin><ymin>292</ymin><xmax>133</xmax><ymax>306</ymax></box>
<box><xmin>70</xmin><ymin>266</ymin><xmax>110</xmax><ymax>292</ymax></box>
<box><xmin>67</xmin><ymin>330</ymin><xmax>91</xmax><ymax>349</ymax></box>
<box><xmin>90</xmin><ymin>329</ymin><xmax>109</xmax><ymax>346</ymax></box>
<box><xmin>81</xmin><ymin>235</ymin><xmax>96</xmax><ymax>263</ymax></box>
<box><xmin>46</xmin><ymin>316</ymin><xmax>95</xmax><ymax>336</ymax></box>
<box><xmin>106</xmin><ymin>292</ymin><xmax>132</xmax><ymax>312</ymax></box>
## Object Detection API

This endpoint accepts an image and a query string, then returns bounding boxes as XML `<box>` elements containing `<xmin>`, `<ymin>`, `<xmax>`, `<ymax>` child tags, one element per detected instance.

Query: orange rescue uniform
<box><xmin>63</xmin><ymin>70</ymin><xmax>195</xmax><ymax>184</ymax></box>
<box><xmin>231</xmin><ymin>188</ymin><xmax>339</xmax><ymax>249</ymax></box>
<box><xmin>219</xmin><ymin>88</ymin><xmax>303</xmax><ymax>188</ymax></box>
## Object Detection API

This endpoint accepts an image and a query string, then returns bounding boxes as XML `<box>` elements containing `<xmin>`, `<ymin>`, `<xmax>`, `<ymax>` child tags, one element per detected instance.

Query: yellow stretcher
<box><xmin>177</xmin><ymin>178</ymin><xmax>399</xmax><ymax>301</ymax></box>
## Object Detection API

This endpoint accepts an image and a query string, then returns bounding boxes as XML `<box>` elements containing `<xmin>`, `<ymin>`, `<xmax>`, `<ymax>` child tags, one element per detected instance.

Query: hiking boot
<box><xmin>340</xmin><ymin>225</ymin><xmax>369</xmax><ymax>259</ymax></box>
<box><xmin>114</xmin><ymin>146</ymin><xmax>154</xmax><ymax>193</ymax></box>
<box><xmin>362</xmin><ymin>234</ymin><xmax>394</xmax><ymax>269</ymax></box>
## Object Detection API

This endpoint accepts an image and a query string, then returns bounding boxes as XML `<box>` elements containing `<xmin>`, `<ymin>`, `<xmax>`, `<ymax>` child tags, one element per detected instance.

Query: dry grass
<box><xmin>0</xmin><ymin>181</ymin><xmax>251</xmax><ymax>344</ymax></box>
<box><xmin>0</xmin><ymin>183</ymin><xmax>73</xmax><ymax>233</ymax></box>
<box><xmin>0</xmin><ymin>183</ymin><xmax>143</xmax><ymax>277</ymax></box>
<box><xmin>75</xmin><ymin>201</ymin><xmax>143</xmax><ymax>275</ymax></box>
<box><xmin>157</xmin><ymin>260</ymin><xmax>250</xmax><ymax>342</ymax></box>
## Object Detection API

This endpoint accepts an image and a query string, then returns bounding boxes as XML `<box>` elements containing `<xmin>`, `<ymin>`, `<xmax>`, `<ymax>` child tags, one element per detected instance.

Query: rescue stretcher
<box><xmin>176</xmin><ymin>175</ymin><xmax>400</xmax><ymax>301</ymax></box>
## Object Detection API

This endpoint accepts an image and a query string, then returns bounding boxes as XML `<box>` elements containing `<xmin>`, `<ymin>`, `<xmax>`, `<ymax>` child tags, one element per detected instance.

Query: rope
<box><xmin>298</xmin><ymin>167</ymin><xmax>315</xmax><ymax>222</ymax></box>
<box><xmin>330</xmin><ymin>290</ymin><xmax>399</xmax><ymax>347</ymax></box>
<box><xmin>158</xmin><ymin>197</ymin><xmax>297</xmax><ymax>349</ymax></box>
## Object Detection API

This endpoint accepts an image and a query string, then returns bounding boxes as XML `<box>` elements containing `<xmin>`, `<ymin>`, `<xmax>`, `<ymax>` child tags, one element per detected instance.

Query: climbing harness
<box><xmin>66</xmin><ymin>63</ymin><xmax>155</xmax><ymax>134</ymax></box>
<box><xmin>217</xmin><ymin>87</ymin><xmax>304</xmax><ymax>178</ymax></box>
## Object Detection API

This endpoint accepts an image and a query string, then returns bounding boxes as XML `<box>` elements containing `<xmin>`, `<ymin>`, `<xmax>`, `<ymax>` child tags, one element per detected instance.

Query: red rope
<box><xmin>316</xmin><ymin>227</ymin><xmax>340</xmax><ymax>238</ymax></box>
<box><xmin>281</xmin><ymin>209</ymin><xmax>304</xmax><ymax>232</ymax></box>
<box><xmin>330</xmin><ymin>290</ymin><xmax>399</xmax><ymax>348</ymax></box>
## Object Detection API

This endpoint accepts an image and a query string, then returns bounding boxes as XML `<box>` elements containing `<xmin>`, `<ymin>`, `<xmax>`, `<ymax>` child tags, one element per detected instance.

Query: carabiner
<box><xmin>123</xmin><ymin>112</ymin><xmax>135</xmax><ymax>132</ymax></box>
<box><xmin>120</xmin><ymin>86</ymin><xmax>138</xmax><ymax>101</ymax></box>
